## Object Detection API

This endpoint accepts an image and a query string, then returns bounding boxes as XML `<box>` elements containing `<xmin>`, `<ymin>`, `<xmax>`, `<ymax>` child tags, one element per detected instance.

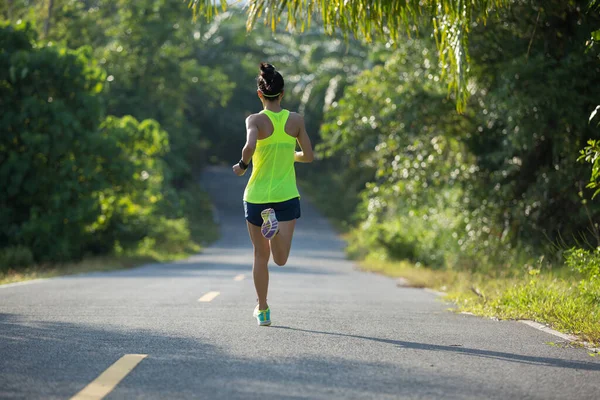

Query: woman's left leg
<box><xmin>247</xmin><ymin>222</ymin><xmax>271</xmax><ymax>310</ymax></box>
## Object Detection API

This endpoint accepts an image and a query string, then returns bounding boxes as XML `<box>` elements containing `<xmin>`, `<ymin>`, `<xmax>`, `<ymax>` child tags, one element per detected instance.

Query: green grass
<box><xmin>360</xmin><ymin>259</ymin><xmax>600</xmax><ymax>347</ymax></box>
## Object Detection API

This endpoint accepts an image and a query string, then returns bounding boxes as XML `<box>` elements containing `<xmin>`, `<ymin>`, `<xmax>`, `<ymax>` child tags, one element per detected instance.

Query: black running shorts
<box><xmin>244</xmin><ymin>197</ymin><xmax>301</xmax><ymax>227</ymax></box>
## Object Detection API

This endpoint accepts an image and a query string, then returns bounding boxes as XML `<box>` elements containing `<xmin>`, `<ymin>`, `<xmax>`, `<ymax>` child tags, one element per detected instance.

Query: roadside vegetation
<box><xmin>1</xmin><ymin>2</ymin><xmax>231</xmax><ymax>282</ymax></box>
<box><xmin>0</xmin><ymin>183</ymin><xmax>218</xmax><ymax>284</ymax></box>
<box><xmin>362</xmin><ymin>256</ymin><xmax>600</xmax><ymax>346</ymax></box>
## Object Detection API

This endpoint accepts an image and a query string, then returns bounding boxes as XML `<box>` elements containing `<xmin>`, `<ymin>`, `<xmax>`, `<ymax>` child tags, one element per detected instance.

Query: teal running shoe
<box><xmin>253</xmin><ymin>305</ymin><xmax>271</xmax><ymax>326</ymax></box>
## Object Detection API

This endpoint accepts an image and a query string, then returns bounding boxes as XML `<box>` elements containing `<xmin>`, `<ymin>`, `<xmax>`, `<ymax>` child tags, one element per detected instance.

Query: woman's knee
<box><xmin>254</xmin><ymin>247</ymin><xmax>270</xmax><ymax>263</ymax></box>
<box><xmin>272</xmin><ymin>253</ymin><xmax>288</xmax><ymax>266</ymax></box>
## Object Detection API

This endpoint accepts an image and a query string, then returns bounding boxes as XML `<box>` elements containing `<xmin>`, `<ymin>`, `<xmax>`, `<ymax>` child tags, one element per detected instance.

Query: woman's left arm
<box><xmin>233</xmin><ymin>115</ymin><xmax>259</xmax><ymax>176</ymax></box>
<box><xmin>294</xmin><ymin>115</ymin><xmax>314</xmax><ymax>163</ymax></box>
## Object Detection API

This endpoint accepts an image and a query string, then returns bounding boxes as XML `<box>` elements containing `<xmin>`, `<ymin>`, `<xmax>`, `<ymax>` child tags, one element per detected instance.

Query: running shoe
<box><xmin>253</xmin><ymin>305</ymin><xmax>271</xmax><ymax>326</ymax></box>
<box><xmin>260</xmin><ymin>208</ymin><xmax>279</xmax><ymax>239</ymax></box>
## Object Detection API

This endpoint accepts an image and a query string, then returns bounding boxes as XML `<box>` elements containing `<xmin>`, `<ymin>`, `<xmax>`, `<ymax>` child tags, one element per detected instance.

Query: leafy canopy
<box><xmin>191</xmin><ymin>0</ymin><xmax>509</xmax><ymax>111</ymax></box>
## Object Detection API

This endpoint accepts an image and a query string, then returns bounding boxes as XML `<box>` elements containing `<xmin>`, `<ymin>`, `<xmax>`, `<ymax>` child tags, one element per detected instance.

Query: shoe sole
<box><xmin>260</xmin><ymin>208</ymin><xmax>279</xmax><ymax>239</ymax></box>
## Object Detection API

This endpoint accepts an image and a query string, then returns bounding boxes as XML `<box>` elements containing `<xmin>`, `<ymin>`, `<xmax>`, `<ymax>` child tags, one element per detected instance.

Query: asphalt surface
<box><xmin>1</xmin><ymin>166</ymin><xmax>599</xmax><ymax>400</ymax></box>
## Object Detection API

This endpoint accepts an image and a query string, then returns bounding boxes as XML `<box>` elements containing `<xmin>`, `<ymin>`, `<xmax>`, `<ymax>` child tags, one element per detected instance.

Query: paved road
<box><xmin>1</xmin><ymin>166</ymin><xmax>599</xmax><ymax>400</ymax></box>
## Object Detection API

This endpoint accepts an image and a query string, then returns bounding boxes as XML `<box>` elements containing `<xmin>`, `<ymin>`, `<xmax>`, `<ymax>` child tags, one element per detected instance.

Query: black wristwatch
<box><xmin>238</xmin><ymin>159</ymin><xmax>249</xmax><ymax>170</ymax></box>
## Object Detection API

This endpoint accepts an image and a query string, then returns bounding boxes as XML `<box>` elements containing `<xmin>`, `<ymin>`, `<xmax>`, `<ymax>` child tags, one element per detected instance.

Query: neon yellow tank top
<box><xmin>243</xmin><ymin>109</ymin><xmax>300</xmax><ymax>203</ymax></box>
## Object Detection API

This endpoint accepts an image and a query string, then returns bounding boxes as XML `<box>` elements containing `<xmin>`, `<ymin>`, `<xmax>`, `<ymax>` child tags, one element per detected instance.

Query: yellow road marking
<box><xmin>233</xmin><ymin>274</ymin><xmax>245</xmax><ymax>281</ymax></box>
<box><xmin>198</xmin><ymin>291</ymin><xmax>220</xmax><ymax>302</ymax></box>
<box><xmin>70</xmin><ymin>354</ymin><xmax>147</xmax><ymax>400</ymax></box>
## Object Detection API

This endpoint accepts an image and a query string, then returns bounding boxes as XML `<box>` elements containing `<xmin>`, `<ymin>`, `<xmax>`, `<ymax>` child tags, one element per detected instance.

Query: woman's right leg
<box><xmin>247</xmin><ymin>221</ymin><xmax>271</xmax><ymax>310</ymax></box>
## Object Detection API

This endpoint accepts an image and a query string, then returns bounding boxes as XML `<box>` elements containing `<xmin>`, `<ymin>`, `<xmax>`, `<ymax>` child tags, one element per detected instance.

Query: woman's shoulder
<box><xmin>246</xmin><ymin>112</ymin><xmax>264</xmax><ymax>120</ymax></box>
<box><xmin>286</xmin><ymin>111</ymin><xmax>304</xmax><ymax>122</ymax></box>
<box><xmin>245</xmin><ymin>112</ymin><xmax>269</xmax><ymax>126</ymax></box>
<box><xmin>283</xmin><ymin>111</ymin><xmax>304</xmax><ymax>136</ymax></box>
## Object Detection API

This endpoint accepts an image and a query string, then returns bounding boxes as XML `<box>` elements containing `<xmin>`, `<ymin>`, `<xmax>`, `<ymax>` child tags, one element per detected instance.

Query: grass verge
<box><xmin>0</xmin><ymin>255</ymin><xmax>157</xmax><ymax>285</ymax></box>
<box><xmin>0</xmin><ymin>185</ymin><xmax>219</xmax><ymax>286</ymax></box>
<box><xmin>361</xmin><ymin>259</ymin><xmax>600</xmax><ymax>348</ymax></box>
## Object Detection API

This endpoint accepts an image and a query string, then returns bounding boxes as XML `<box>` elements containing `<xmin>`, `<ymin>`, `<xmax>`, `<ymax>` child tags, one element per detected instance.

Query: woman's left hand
<box><xmin>232</xmin><ymin>163</ymin><xmax>246</xmax><ymax>176</ymax></box>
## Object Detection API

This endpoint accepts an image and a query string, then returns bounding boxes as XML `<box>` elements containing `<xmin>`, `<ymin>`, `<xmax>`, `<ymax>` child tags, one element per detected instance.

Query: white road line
<box><xmin>0</xmin><ymin>279</ymin><xmax>48</xmax><ymax>289</ymax></box>
<box><xmin>233</xmin><ymin>274</ymin><xmax>245</xmax><ymax>281</ymax></box>
<box><xmin>424</xmin><ymin>288</ymin><xmax>447</xmax><ymax>296</ymax></box>
<box><xmin>198</xmin><ymin>291</ymin><xmax>220</xmax><ymax>302</ymax></box>
<box><xmin>519</xmin><ymin>320</ymin><xmax>600</xmax><ymax>353</ymax></box>
<box><xmin>70</xmin><ymin>354</ymin><xmax>147</xmax><ymax>400</ymax></box>
<box><xmin>519</xmin><ymin>320</ymin><xmax>577</xmax><ymax>341</ymax></box>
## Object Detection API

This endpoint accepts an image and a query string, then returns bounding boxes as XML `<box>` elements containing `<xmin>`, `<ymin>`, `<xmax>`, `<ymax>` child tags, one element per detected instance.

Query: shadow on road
<box><xmin>0</xmin><ymin>313</ymin><xmax>513</xmax><ymax>399</ymax></box>
<box><xmin>271</xmin><ymin>326</ymin><xmax>600</xmax><ymax>372</ymax></box>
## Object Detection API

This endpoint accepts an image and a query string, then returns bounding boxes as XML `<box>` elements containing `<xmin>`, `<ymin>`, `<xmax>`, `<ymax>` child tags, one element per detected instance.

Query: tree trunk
<box><xmin>7</xmin><ymin>0</ymin><xmax>13</xmax><ymax>20</ymax></box>
<box><xmin>43</xmin><ymin>0</ymin><xmax>54</xmax><ymax>38</ymax></box>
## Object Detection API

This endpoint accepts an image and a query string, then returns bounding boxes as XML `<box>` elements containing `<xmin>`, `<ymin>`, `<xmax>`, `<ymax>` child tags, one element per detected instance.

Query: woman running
<box><xmin>232</xmin><ymin>62</ymin><xmax>314</xmax><ymax>326</ymax></box>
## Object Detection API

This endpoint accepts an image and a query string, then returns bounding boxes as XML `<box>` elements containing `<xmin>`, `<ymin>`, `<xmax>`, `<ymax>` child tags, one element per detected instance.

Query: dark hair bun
<box><xmin>257</xmin><ymin>62</ymin><xmax>284</xmax><ymax>99</ymax></box>
<box><xmin>260</xmin><ymin>62</ymin><xmax>276</xmax><ymax>77</ymax></box>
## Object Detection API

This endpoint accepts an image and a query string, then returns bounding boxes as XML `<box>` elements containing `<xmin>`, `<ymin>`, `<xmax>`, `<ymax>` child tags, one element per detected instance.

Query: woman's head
<box><xmin>257</xmin><ymin>62</ymin><xmax>284</xmax><ymax>102</ymax></box>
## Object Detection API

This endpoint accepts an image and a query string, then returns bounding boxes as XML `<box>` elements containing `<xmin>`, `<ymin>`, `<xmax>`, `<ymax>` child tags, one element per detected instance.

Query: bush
<box><xmin>564</xmin><ymin>247</ymin><xmax>600</xmax><ymax>303</ymax></box>
<box><xmin>0</xmin><ymin>22</ymin><xmax>190</xmax><ymax>265</ymax></box>
<box><xmin>0</xmin><ymin>22</ymin><xmax>105</xmax><ymax>262</ymax></box>
<box><xmin>86</xmin><ymin>115</ymin><xmax>171</xmax><ymax>252</ymax></box>
<box><xmin>143</xmin><ymin>218</ymin><xmax>195</xmax><ymax>255</ymax></box>
<box><xmin>0</xmin><ymin>246</ymin><xmax>34</xmax><ymax>270</ymax></box>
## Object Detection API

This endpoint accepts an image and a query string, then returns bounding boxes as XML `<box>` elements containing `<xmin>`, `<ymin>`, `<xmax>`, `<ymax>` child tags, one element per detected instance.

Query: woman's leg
<box><xmin>270</xmin><ymin>219</ymin><xmax>296</xmax><ymax>266</ymax></box>
<box><xmin>247</xmin><ymin>222</ymin><xmax>271</xmax><ymax>310</ymax></box>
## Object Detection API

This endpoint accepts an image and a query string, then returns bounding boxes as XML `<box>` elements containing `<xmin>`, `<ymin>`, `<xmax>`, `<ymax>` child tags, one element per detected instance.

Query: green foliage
<box><xmin>0</xmin><ymin>246</ymin><xmax>34</xmax><ymax>270</ymax></box>
<box><xmin>87</xmin><ymin>115</ymin><xmax>171</xmax><ymax>252</ymax></box>
<box><xmin>0</xmin><ymin>21</ymin><xmax>107</xmax><ymax>261</ymax></box>
<box><xmin>87</xmin><ymin>0</ymin><xmax>231</xmax><ymax>181</ymax></box>
<box><xmin>465</xmin><ymin>0</ymin><xmax>600</xmax><ymax>250</ymax></box>
<box><xmin>579</xmin><ymin>139</ymin><xmax>600</xmax><ymax>198</ymax></box>
<box><xmin>320</xmin><ymin>39</ymin><xmax>491</xmax><ymax>268</ymax></box>
<box><xmin>132</xmin><ymin>218</ymin><xmax>198</xmax><ymax>259</ymax></box>
<box><xmin>0</xmin><ymin>22</ymin><xmax>214</xmax><ymax>265</ymax></box>
<box><xmin>192</xmin><ymin>0</ymin><xmax>511</xmax><ymax>111</ymax></box>
<box><xmin>564</xmin><ymin>247</ymin><xmax>600</xmax><ymax>302</ymax></box>
<box><xmin>7</xmin><ymin>0</ymin><xmax>235</xmax><ymax>180</ymax></box>
<box><xmin>314</xmin><ymin>2</ymin><xmax>600</xmax><ymax>275</ymax></box>
<box><xmin>175</xmin><ymin>184</ymin><xmax>219</xmax><ymax>245</ymax></box>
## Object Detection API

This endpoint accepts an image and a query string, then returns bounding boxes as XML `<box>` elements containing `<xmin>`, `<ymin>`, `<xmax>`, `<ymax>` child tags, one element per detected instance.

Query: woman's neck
<box><xmin>263</xmin><ymin>102</ymin><xmax>282</xmax><ymax>113</ymax></box>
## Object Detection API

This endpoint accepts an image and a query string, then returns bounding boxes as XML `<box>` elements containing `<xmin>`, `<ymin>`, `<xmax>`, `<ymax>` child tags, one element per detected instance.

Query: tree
<box><xmin>0</xmin><ymin>21</ymin><xmax>184</xmax><ymax>262</ymax></box>
<box><xmin>43</xmin><ymin>0</ymin><xmax>53</xmax><ymax>38</ymax></box>
<box><xmin>0</xmin><ymin>22</ymin><xmax>107</xmax><ymax>261</ymax></box>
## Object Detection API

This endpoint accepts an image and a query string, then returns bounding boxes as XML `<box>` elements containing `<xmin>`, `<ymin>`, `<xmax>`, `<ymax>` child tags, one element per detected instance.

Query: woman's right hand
<box><xmin>232</xmin><ymin>163</ymin><xmax>246</xmax><ymax>176</ymax></box>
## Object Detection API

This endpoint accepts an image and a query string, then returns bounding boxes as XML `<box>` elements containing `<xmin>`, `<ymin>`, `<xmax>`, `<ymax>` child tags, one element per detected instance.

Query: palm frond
<box><xmin>190</xmin><ymin>0</ymin><xmax>509</xmax><ymax>111</ymax></box>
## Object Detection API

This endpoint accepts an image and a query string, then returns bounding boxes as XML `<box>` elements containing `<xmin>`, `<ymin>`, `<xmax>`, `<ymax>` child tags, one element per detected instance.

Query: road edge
<box><xmin>423</xmin><ymin>287</ymin><xmax>599</xmax><ymax>354</ymax></box>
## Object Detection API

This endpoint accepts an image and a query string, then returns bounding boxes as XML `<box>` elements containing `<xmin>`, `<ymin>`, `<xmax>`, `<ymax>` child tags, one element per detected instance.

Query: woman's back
<box><xmin>243</xmin><ymin>109</ymin><xmax>300</xmax><ymax>204</ymax></box>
